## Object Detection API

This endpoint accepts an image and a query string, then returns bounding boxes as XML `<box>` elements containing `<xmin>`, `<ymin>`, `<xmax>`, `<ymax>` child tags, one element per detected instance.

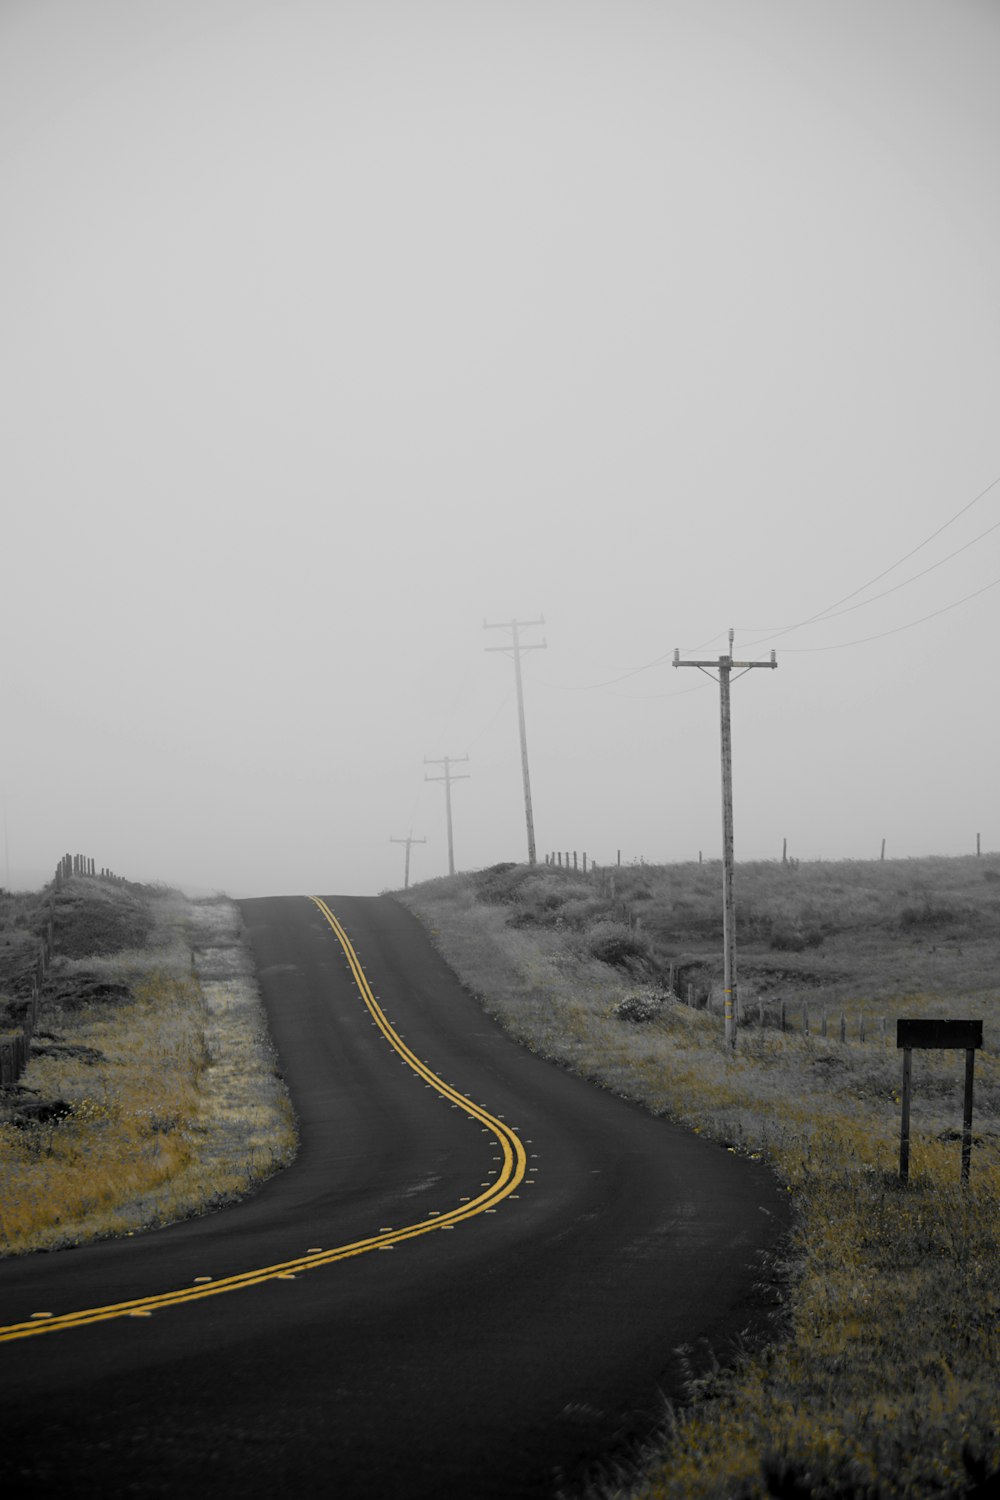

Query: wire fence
<box><xmin>676</xmin><ymin>982</ymin><xmax>896</xmax><ymax>1044</ymax></box>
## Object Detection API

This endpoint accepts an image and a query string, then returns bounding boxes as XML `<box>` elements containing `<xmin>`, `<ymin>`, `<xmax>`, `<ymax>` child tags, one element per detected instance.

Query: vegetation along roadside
<box><xmin>0</xmin><ymin>875</ymin><xmax>296</xmax><ymax>1256</ymax></box>
<box><xmin>398</xmin><ymin>855</ymin><xmax>1000</xmax><ymax>1500</ymax></box>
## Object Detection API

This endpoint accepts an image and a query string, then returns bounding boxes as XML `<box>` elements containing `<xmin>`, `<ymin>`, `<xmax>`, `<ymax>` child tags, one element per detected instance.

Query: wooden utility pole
<box><xmin>674</xmin><ymin>628</ymin><xmax>777</xmax><ymax>1048</ymax></box>
<box><xmin>390</xmin><ymin>832</ymin><xmax>426</xmax><ymax>890</ymax></box>
<box><xmin>424</xmin><ymin>755</ymin><xmax>470</xmax><ymax>876</ymax></box>
<box><xmin>484</xmin><ymin>616</ymin><xmax>546</xmax><ymax>865</ymax></box>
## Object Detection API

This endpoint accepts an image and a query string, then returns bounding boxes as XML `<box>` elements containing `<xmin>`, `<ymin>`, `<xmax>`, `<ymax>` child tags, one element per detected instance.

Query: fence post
<box><xmin>859</xmin><ymin>1012</ymin><xmax>866</xmax><ymax>1044</ymax></box>
<box><xmin>821</xmin><ymin>1009</ymin><xmax>827</xmax><ymax>1038</ymax></box>
<box><xmin>839</xmin><ymin>1012</ymin><xmax>846</xmax><ymax>1044</ymax></box>
<box><xmin>803</xmin><ymin>1003</ymin><xmax>810</xmax><ymax>1035</ymax></box>
<box><xmin>780</xmin><ymin>999</ymin><xmax>786</xmax><ymax>1032</ymax></box>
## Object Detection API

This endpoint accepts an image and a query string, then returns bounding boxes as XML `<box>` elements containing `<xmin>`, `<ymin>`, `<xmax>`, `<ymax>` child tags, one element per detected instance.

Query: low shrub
<box><xmin>614</xmin><ymin>990</ymin><xmax>670</xmax><ymax>1023</ymax></box>
<box><xmin>586</xmin><ymin>921</ymin><xmax>651</xmax><ymax>969</ymax></box>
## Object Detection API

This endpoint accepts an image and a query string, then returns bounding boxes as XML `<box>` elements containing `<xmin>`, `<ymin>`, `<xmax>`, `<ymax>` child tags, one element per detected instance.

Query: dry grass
<box><xmin>400</xmin><ymin>858</ymin><xmax>1000</xmax><ymax>1499</ymax></box>
<box><xmin>0</xmin><ymin>881</ymin><xmax>296</xmax><ymax>1255</ymax></box>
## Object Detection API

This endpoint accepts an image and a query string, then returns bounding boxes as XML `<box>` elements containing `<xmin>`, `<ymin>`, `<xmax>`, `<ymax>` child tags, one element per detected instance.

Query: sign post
<box><xmin>896</xmin><ymin>1019</ymin><xmax>983</xmax><ymax>1185</ymax></box>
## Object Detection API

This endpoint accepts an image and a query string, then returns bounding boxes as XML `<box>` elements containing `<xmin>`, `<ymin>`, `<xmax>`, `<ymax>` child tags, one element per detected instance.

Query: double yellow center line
<box><xmin>0</xmin><ymin>897</ymin><xmax>526</xmax><ymax>1343</ymax></box>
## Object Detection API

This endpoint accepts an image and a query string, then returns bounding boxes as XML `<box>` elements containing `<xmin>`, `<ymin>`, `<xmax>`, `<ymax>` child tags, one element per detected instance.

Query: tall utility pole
<box><xmin>674</xmin><ymin>629</ymin><xmax>777</xmax><ymax>1048</ymax></box>
<box><xmin>424</xmin><ymin>755</ymin><xmax>470</xmax><ymax>876</ymax></box>
<box><xmin>389</xmin><ymin>832</ymin><xmax>426</xmax><ymax>890</ymax></box>
<box><xmin>484</xmin><ymin>616</ymin><xmax>546</xmax><ymax>865</ymax></box>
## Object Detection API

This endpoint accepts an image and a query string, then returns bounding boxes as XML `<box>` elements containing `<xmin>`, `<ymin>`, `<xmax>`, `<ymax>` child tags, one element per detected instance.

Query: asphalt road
<box><xmin>1</xmin><ymin>894</ymin><xmax>790</xmax><ymax>1498</ymax></box>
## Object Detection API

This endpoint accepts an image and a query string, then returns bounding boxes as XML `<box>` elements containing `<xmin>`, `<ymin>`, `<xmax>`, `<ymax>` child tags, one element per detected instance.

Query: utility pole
<box><xmin>389</xmin><ymin>832</ymin><xmax>426</xmax><ymax>890</ymax></box>
<box><xmin>424</xmin><ymin>755</ymin><xmax>470</xmax><ymax>876</ymax></box>
<box><xmin>484</xmin><ymin>616</ymin><xmax>546</xmax><ymax>865</ymax></box>
<box><xmin>674</xmin><ymin>628</ymin><xmax>777</xmax><ymax>1048</ymax></box>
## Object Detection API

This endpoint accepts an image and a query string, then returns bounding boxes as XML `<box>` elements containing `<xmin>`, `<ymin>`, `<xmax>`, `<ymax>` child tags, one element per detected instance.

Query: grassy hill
<box><xmin>399</xmin><ymin>855</ymin><xmax>1000</xmax><ymax>1499</ymax></box>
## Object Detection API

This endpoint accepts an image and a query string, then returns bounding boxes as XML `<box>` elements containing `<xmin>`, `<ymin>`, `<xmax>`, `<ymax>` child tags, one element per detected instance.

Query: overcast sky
<box><xmin>2</xmin><ymin>0</ymin><xmax>999</xmax><ymax>897</ymax></box>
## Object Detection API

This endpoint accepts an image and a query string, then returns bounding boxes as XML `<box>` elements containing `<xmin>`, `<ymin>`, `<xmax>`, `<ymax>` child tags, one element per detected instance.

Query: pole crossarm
<box><xmin>484</xmin><ymin>615</ymin><xmax>546</xmax><ymax>631</ymax></box>
<box><xmin>423</xmin><ymin>754</ymin><xmax>470</xmax><ymax>780</ymax></box>
<box><xmin>673</xmin><ymin>650</ymin><xmax>778</xmax><ymax>671</ymax></box>
<box><xmin>484</xmin><ymin>643</ymin><xmax>547</xmax><ymax>653</ymax></box>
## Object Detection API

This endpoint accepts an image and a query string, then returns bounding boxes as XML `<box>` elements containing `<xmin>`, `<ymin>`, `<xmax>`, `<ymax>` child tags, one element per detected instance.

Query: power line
<box><xmin>540</xmin><ymin>646</ymin><xmax>675</xmax><ymax>692</ymax></box>
<box><xmin>779</xmin><ymin>571</ymin><xmax>1000</xmax><ymax>652</ymax></box>
<box><xmin>741</xmin><ymin>469</ymin><xmax>1000</xmax><ymax>650</ymax></box>
<box><xmin>796</xmin><ymin>513</ymin><xmax>1000</xmax><ymax>626</ymax></box>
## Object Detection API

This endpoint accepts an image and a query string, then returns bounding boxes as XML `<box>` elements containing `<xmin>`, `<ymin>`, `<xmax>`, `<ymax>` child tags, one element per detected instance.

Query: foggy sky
<box><xmin>2</xmin><ymin>0</ymin><xmax>999</xmax><ymax>897</ymax></box>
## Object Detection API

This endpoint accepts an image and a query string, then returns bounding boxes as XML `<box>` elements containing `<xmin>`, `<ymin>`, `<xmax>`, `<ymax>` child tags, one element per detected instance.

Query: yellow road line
<box><xmin>0</xmin><ymin>898</ymin><xmax>526</xmax><ymax>1343</ymax></box>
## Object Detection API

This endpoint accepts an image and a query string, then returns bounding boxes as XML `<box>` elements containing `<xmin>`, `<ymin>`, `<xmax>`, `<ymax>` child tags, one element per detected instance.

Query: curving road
<box><xmin>0</xmin><ymin>895</ymin><xmax>790</xmax><ymax>1497</ymax></box>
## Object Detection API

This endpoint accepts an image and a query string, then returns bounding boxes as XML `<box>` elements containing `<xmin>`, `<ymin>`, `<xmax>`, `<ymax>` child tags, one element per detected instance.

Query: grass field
<box><xmin>399</xmin><ymin>855</ymin><xmax>1000</xmax><ymax>1499</ymax></box>
<box><xmin>0</xmin><ymin>877</ymin><xmax>296</xmax><ymax>1255</ymax></box>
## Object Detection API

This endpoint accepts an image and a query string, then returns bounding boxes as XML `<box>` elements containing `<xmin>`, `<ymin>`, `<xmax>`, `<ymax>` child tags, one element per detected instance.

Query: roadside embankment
<box><xmin>398</xmin><ymin>860</ymin><xmax>1000</xmax><ymax>1500</ymax></box>
<box><xmin>0</xmin><ymin>877</ymin><xmax>296</xmax><ymax>1256</ymax></box>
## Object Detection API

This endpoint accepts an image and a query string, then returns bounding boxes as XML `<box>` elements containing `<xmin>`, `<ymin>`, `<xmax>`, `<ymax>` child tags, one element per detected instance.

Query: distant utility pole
<box><xmin>674</xmin><ymin>628</ymin><xmax>777</xmax><ymax>1048</ymax></box>
<box><xmin>389</xmin><ymin>832</ymin><xmax>426</xmax><ymax>890</ymax></box>
<box><xmin>484</xmin><ymin>616</ymin><xmax>546</xmax><ymax>865</ymax></box>
<box><xmin>424</xmin><ymin>755</ymin><xmax>470</xmax><ymax>876</ymax></box>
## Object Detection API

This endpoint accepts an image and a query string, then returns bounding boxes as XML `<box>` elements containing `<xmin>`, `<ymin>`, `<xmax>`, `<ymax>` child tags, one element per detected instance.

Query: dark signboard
<box><xmin>897</xmin><ymin>1018</ymin><xmax>982</xmax><ymax>1050</ymax></box>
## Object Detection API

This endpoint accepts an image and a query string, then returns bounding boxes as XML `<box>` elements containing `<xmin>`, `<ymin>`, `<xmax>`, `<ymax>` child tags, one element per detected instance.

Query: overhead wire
<box><xmin>795</xmin><ymin>512</ymin><xmax>1000</xmax><ymax>625</ymax></box>
<box><xmin>538</xmin><ymin>647</ymin><xmax>677</xmax><ymax>693</ymax></box>
<box><xmin>538</xmin><ymin>470</ymin><xmax>1000</xmax><ymax>691</ymax></box>
<box><xmin>779</xmin><ymin>572</ymin><xmax>1000</xmax><ymax>651</ymax></box>
<box><xmin>739</xmin><ymin>470</ymin><xmax>1000</xmax><ymax>650</ymax></box>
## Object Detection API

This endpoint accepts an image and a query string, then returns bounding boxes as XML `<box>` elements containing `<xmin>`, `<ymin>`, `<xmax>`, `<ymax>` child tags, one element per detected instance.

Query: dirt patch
<box><xmin>42</xmin><ymin>974</ymin><xmax>134</xmax><ymax>1012</ymax></box>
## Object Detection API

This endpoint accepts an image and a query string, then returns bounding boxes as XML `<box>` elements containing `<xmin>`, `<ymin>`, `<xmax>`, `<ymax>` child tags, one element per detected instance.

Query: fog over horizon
<box><xmin>2</xmin><ymin>1</ymin><xmax>999</xmax><ymax>900</ymax></box>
